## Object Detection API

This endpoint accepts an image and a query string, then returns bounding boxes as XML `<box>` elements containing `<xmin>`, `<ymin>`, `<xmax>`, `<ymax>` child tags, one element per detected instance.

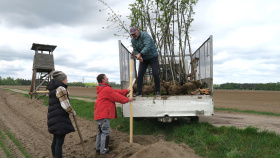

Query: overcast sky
<box><xmin>0</xmin><ymin>0</ymin><xmax>279</xmax><ymax>84</ymax></box>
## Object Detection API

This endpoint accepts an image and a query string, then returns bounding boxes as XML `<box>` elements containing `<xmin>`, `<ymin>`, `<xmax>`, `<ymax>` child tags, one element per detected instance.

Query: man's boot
<box><xmin>105</xmin><ymin>136</ymin><xmax>109</xmax><ymax>149</ymax></box>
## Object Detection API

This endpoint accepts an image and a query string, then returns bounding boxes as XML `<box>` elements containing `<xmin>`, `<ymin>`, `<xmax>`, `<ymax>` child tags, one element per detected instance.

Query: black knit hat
<box><xmin>52</xmin><ymin>71</ymin><xmax>67</xmax><ymax>82</ymax></box>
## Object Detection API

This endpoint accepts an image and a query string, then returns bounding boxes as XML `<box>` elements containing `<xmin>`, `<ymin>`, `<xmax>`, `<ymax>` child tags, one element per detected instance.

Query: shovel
<box><xmin>73</xmin><ymin>115</ymin><xmax>87</xmax><ymax>158</ymax></box>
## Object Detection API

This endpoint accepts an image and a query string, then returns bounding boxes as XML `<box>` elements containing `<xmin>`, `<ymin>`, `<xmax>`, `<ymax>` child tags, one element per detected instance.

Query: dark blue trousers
<box><xmin>137</xmin><ymin>56</ymin><xmax>160</xmax><ymax>93</ymax></box>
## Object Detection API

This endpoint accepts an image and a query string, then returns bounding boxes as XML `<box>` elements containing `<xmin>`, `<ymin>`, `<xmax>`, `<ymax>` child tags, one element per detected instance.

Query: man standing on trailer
<box><xmin>130</xmin><ymin>27</ymin><xmax>160</xmax><ymax>96</ymax></box>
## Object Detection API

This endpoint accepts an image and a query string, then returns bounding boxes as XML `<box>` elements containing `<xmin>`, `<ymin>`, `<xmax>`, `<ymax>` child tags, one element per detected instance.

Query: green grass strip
<box><xmin>11</xmin><ymin>88</ymin><xmax>28</xmax><ymax>92</ymax></box>
<box><xmin>5</xmin><ymin>130</ymin><xmax>30</xmax><ymax>158</ymax></box>
<box><xmin>70</xmin><ymin>98</ymin><xmax>95</xmax><ymax>120</ymax></box>
<box><xmin>215</xmin><ymin>107</ymin><xmax>280</xmax><ymax>117</ymax></box>
<box><xmin>0</xmin><ymin>130</ymin><xmax>11</xmax><ymax>158</ymax></box>
<box><xmin>38</xmin><ymin>95</ymin><xmax>49</xmax><ymax>106</ymax></box>
<box><xmin>23</xmin><ymin>94</ymin><xmax>30</xmax><ymax>98</ymax></box>
<box><xmin>71</xmin><ymin>95</ymin><xmax>97</xmax><ymax>99</ymax></box>
<box><xmin>2</xmin><ymin>88</ymin><xmax>13</xmax><ymax>92</ymax></box>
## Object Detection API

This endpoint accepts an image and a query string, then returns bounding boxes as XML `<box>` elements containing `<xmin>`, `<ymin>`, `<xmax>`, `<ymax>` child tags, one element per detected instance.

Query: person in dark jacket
<box><xmin>130</xmin><ymin>27</ymin><xmax>161</xmax><ymax>97</ymax></box>
<box><xmin>47</xmin><ymin>70</ymin><xmax>76</xmax><ymax>158</ymax></box>
<box><xmin>94</xmin><ymin>74</ymin><xmax>133</xmax><ymax>155</ymax></box>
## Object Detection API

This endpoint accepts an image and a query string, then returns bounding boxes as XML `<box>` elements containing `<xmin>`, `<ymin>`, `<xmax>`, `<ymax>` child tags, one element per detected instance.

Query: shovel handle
<box><xmin>73</xmin><ymin>115</ymin><xmax>87</xmax><ymax>157</ymax></box>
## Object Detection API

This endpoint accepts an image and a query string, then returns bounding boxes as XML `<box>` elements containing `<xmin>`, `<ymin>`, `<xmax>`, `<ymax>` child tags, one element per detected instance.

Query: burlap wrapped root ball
<box><xmin>133</xmin><ymin>83</ymin><xmax>137</xmax><ymax>92</ymax></box>
<box><xmin>160</xmin><ymin>85</ymin><xmax>167</xmax><ymax>95</ymax></box>
<box><xmin>142</xmin><ymin>85</ymin><xmax>154</xmax><ymax>95</ymax></box>
<box><xmin>159</xmin><ymin>81</ymin><xmax>167</xmax><ymax>95</ymax></box>
<box><xmin>151</xmin><ymin>82</ymin><xmax>155</xmax><ymax>89</ymax></box>
<box><xmin>168</xmin><ymin>85</ymin><xmax>182</xmax><ymax>95</ymax></box>
<box><xmin>182</xmin><ymin>82</ymin><xmax>196</xmax><ymax>94</ymax></box>
<box><xmin>200</xmin><ymin>82</ymin><xmax>208</xmax><ymax>89</ymax></box>
<box><xmin>191</xmin><ymin>80</ymin><xmax>202</xmax><ymax>89</ymax></box>
<box><xmin>163</xmin><ymin>82</ymin><xmax>171</xmax><ymax>91</ymax></box>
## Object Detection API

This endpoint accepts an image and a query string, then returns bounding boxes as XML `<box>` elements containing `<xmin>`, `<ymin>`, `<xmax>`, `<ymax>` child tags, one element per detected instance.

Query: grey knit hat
<box><xmin>52</xmin><ymin>71</ymin><xmax>67</xmax><ymax>82</ymax></box>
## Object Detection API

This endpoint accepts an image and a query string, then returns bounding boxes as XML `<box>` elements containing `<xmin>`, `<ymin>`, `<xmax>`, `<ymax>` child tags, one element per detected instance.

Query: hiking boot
<box><xmin>100</xmin><ymin>149</ymin><xmax>114</xmax><ymax>158</ymax></box>
<box><xmin>100</xmin><ymin>148</ymin><xmax>109</xmax><ymax>155</ymax></box>
<box><xmin>156</xmin><ymin>91</ymin><xmax>161</xmax><ymax>97</ymax></box>
<box><xmin>133</xmin><ymin>92</ymin><xmax>142</xmax><ymax>97</ymax></box>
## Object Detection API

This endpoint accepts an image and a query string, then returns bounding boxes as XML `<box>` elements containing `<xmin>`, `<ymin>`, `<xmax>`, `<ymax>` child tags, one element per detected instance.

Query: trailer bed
<box><xmin>122</xmin><ymin>95</ymin><xmax>213</xmax><ymax>118</ymax></box>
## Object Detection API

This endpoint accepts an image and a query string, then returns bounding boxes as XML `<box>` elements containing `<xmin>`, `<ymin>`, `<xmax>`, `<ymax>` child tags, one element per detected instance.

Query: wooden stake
<box><xmin>129</xmin><ymin>59</ymin><xmax>133</xmax><ymax>143</ymax></box>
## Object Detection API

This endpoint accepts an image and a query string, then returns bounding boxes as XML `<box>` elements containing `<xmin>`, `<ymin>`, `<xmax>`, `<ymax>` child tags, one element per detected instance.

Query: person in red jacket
<box><xmin>94</xmin><ymin>74</ymin><xmax>133</xmax><ymax>156</ymax></box>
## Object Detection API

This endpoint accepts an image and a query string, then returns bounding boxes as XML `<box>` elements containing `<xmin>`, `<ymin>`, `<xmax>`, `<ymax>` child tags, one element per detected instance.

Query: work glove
<box><xmin>131</xmin><ymin>51</ymin><xmax>135</xmax><ymax>57</ymax></box>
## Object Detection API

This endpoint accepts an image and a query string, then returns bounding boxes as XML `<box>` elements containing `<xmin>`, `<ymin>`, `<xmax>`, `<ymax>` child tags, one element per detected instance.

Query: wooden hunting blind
<box><xmin>29</xmin><ymin>43</ymin><xmax>57</xmax><ymax>98</ymax></box>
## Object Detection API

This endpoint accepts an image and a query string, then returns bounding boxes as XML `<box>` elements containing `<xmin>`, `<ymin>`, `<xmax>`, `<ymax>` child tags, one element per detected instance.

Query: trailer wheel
<box><xmin>190</xmin><ymin>116</ymin><xmax>199</xmax><ymax>122</ymax></box>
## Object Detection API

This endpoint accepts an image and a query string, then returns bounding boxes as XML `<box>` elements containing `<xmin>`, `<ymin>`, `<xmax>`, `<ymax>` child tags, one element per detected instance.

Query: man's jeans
<box><xmin>137</xmin><ymin>56</ymin><xmax>160</xmax><ymax>93</ymax></box>
<box><xmin>96</xmin><ymin>118</ymin><xmax>111</xmax><ymax>154</ymax></box>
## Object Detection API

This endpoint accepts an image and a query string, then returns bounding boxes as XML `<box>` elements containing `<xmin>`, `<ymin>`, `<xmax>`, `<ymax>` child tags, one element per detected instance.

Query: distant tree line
<box><xmin>67</xmin><ymin>82</ymin><xmax>86</xmax><ymax>87</ymax></box>
<box><xmin>214</xmin><ymin>82</ymin><xmax>280</xmax><ymax>91</ymax></box>
<box><xmin>0</xmin><ymin>76</ymin><xmax>31</xmax><ymax>85</ymax></box>
<box><xmin>107</xmin><ymin>82</ymin><xmax>121</xmax><ymax>88</ymax></box>
<box><xmin>0</xmin><ymin>76</ymin><xmax>121</xmax><ymax>87</ymax></box>
<box><xmin>4</xmin><ymin>76</ymin><xmax>278</xmax><ymax>90</ymax></box>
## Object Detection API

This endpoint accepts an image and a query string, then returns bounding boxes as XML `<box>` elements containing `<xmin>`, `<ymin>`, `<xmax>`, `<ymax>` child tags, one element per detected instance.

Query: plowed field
<box><xmin>0</xmin><ymin>86</ymin><xmax>280</xmax><ymax>157</ymax></box>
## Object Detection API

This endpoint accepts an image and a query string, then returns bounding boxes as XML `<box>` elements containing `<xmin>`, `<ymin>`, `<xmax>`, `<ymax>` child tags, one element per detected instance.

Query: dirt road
<box><xmin>0</xmin><ymin>89</ymin><xmax>200</xmax><ymax>158</ymax></box>
<box><xmin>200</xmin><ymin>111</ymin><xmax>280</xmax><ymax>134</ymax></box>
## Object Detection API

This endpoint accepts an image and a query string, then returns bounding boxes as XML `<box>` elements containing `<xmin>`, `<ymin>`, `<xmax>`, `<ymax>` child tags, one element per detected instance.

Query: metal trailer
<box><xmin>119</xmin><ymin>36</ymin><xmax>213</xmax><ymax>122</ymax></box>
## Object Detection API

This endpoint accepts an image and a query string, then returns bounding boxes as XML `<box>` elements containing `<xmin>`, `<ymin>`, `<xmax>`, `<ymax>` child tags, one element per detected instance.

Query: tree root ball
<box><xmin>160</xmin><ymin>85</ymin><xmax>167</xmax><ymax>95</ymax></box>
<box><xmin>168</xmin><ymin>85</ymin><xmax>182</xmax><ymax>95</ymax></box>
<box><xmin>191</xmin><ymin>80</ymin><xmax>202</xmax><ymax>89</ymax></box>
<box><xmin>133</xmin><ymin>83</ymin><xmax>137</xmax><ymax>93</ymax></box>
<box><xmin>182</xmin><ymin>82</ymin><xmax>196</xmax><ymax>94</ymax></box>
<box><xmin>151</xmin><ymin>83</ymin><xmax>155</xmax><ymax>89</ymax></box>
<box><xmin>163</xmin><ymin>82</ymin><xmax>171</xmax><ymax>90</ymax></box>
<box><xmin>142</xmin><ymin>85</ymin><xmax>154</xmax><ymax>95</ymax></box>
<box><xmin>200</xmin><ymin>82</ymin><xmax>208</xmax><ymax>89</ymax></box>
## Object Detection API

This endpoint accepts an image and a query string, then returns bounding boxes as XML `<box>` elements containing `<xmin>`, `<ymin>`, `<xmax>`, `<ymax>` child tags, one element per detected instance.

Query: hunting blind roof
<box><xmin>31</xmin><ymin>43</ymin><xmax>57</xmax><ymax>53</ymax></box>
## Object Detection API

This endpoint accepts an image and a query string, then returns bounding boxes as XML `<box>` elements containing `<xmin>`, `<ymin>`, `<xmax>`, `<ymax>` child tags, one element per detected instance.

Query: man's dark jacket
<box><xmin>131</xmin><ymin>31</ymin><xmax>158</xmax><ymax>60</ymax></box>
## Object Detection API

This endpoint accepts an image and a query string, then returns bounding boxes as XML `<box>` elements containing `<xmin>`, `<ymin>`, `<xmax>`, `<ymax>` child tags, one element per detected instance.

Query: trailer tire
<box><xmin>190</xmin><ymin>116</ymin><xmax>199</xmax><ymax>122</ymax></box>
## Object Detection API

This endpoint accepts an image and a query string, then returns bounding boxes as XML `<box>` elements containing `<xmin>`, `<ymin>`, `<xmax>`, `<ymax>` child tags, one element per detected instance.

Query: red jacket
<box><xmin>94</xmin><ymin>83</ymin><xmax>130</xmax><ymax>120</ymax></box>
